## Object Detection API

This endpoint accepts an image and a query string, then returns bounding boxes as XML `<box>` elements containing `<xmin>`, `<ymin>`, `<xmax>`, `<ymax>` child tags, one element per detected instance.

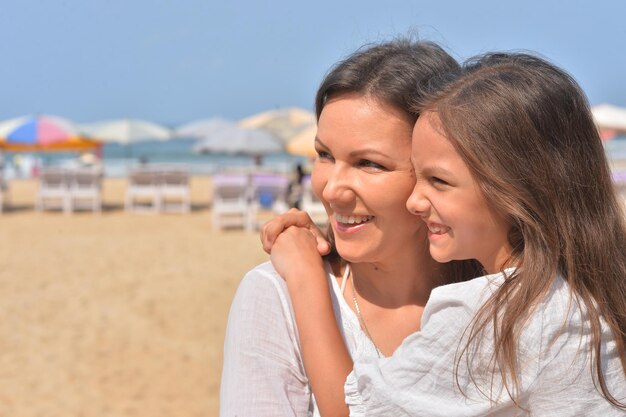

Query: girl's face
<box><xmin>406</xmin><ymin>112</ymin><xmax>512</xmax><ymax>274</ymax></box>
<box><xmin>312</xmin><ymin>94</ymin><xmax>426</xmax><ymax>264</ymax></box>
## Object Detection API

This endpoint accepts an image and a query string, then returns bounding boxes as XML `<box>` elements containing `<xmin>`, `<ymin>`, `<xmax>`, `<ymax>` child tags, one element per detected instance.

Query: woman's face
<box><xmin>406</xmin><ymin>112</ymin><xmax>512</xmax><ymax>274</ymax></box>
<box><xmin>312</xmin><ymin>93</ymin><xmax>426</xmax><ymax>264</ymax></box>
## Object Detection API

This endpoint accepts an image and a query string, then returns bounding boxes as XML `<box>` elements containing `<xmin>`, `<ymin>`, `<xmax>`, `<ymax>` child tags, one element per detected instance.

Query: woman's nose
<box><xmin>322</xmin><ymin>166</ymin><xmax>355</xmax><ymax>206</ymax></box>
<box><xmin>406</xmin><ymin>181</ymin><xmax>429</xmax><ymax>217</ymax></box>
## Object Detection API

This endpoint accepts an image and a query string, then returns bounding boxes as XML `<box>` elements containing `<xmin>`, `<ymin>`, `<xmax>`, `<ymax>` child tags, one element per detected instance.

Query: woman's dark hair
<box><xmin>315</xmin><ymin>38</ymin><xmax>460</xmax><ymax>124</ymax></box>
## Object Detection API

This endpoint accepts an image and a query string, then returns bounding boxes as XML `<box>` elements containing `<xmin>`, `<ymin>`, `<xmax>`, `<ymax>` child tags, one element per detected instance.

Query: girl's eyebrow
<box><xmin>415</xmin><ymin>162</ymin><xmax>454</xmax><ymax>178</ymax></box>
<box><xmin>427</xmin><ymin>166</ymin><xmax>454</xmax><ymax>177</ymax></box>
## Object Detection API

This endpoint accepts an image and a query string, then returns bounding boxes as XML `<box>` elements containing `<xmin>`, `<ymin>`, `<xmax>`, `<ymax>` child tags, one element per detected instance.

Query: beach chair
<box><xmin>211</xmin><ymin>173</ymin><xmax>251</xmax><ymax>230</ymax></box>
<box><xmin>248</xmin><ymin>173</ymin><xmax>290</xmax><ymax>230</ymax></box>
<box><xmin>68</xmin><ymin>168</ymin><xmax>103</xmax><ymax>213</ymax></box>
<box><xmin>300</xmin><ymin>175</ymin><xmax>328</xmax><ymax>226</ymax></box>
<box><xmin>159</xmin><ymin>168</ymin><xmax>191</xmax><ymax>213</ymax></box>
<box><xmin>125</xmin><ymin>169</ymin><xmax>162</xmax><ymax>213</ymax></box>
<box><xmin>37</xmin><ymin>167</ymin><xmax>71</xmax><ymax>213</ymax></box>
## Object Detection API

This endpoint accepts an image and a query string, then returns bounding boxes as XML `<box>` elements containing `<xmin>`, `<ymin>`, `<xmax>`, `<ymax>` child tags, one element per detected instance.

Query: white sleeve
<box><xmin>220</xmin><ymin>263</ymin><xmax>311</xmax><ymax>417</ymax></box>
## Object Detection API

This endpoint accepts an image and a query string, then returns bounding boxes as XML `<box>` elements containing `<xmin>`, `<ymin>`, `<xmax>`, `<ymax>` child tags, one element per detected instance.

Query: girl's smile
<box><xmin>407</xmin><ymin>112</ymin><xmax>512</xmax><ymax>273</ymax></box>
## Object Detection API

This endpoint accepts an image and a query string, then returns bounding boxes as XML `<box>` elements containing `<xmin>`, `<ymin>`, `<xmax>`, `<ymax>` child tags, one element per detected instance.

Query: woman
<box><xmin>219</xmin><ymin>38</ymin><xmax>475</xmax><ymax>417</ymax></box>
<box><xmin>267</xmin><ymin>52</ymin><xmax>626</xmax><ymax>416</ymax></box>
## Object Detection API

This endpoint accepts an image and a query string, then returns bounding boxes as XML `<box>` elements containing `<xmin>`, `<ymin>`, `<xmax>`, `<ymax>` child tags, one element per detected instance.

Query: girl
<box><xmin>267</xmin><ymin>52</ymin><xmax>626</xmax><ymax>415</ymax></box>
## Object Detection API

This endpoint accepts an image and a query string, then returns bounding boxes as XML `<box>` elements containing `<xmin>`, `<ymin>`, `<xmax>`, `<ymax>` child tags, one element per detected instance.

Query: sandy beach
<box><xmin>0</xmin><ymin>177</ymin><xmax>269</xmax><ymax>417</ymax></box>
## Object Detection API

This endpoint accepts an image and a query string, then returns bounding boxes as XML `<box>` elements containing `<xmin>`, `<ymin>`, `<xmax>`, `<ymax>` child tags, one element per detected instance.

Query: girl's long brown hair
<box><xmin>418</xmin><ymin>53</ymin><xmax>626</xmax><ymax>408</ymax></box>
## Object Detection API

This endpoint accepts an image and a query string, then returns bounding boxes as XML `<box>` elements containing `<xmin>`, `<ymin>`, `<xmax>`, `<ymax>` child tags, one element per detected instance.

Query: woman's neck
<box><xmin>346</xmin><ymin>249</ymin><xmax>441</xmax><ymax>308</ymax></box>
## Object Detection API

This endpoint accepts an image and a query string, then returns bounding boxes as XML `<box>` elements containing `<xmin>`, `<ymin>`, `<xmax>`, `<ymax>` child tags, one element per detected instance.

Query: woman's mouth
<box><xmin>334</xmin><ymin>213</ymin><xmax>374</xmax><ymax>225</ymax></box>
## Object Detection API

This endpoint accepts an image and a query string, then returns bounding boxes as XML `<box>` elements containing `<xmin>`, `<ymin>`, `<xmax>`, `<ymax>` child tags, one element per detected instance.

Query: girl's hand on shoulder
<box><xmin>261</xmin><ymin>208</ymin><xmax>330</xmax><ymax>255</ymax></box>
<box><xmin>271</xmin><ymin>225</ymin><xmax>325</xmax><ymax>282</ymax></box>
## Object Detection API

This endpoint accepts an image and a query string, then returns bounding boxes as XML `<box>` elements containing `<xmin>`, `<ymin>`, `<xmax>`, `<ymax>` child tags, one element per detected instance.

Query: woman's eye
<box><xmin>358</xmin><ymin>159</ymin><xmax>386</xmax><ymax>170</ymax></box>
<box><xmin>316</xmin><ymin>150</ymin><xmax>333</xmax><ymax>160</ymax></box>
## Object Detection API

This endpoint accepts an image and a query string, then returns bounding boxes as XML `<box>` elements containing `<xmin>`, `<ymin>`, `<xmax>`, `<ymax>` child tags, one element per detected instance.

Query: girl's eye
<box><xmin>431</xmin><ymin>176</ymin><xmax>450</xmax><ymax>186</ymax></box>
<box><xmin>358</xmin><ymin>159</ymin><xmax>387</xmax><ymax>170</ymax></box>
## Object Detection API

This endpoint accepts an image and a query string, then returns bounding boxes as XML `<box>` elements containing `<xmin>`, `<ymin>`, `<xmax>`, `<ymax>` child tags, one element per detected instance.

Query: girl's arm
<box><xmin>261</xmin><ymin>208</ymin><xmax>331</xmax><ymax>256</ymax></box>
<box><xmin>271</xmin><ymin>225</ymin><xmax>352</xmax><ymax>417</ymax></box>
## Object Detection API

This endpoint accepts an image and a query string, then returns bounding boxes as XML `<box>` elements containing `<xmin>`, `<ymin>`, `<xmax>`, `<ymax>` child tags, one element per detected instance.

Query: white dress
<box><xmin>344</xmin><ymin>270</ymin><xmax>626</xmax><ymax>416</ymax></box>
<box><xmin>220</xmin><ymin>261</ymin><xmax>378</xmax><ymax>417</ymax></box>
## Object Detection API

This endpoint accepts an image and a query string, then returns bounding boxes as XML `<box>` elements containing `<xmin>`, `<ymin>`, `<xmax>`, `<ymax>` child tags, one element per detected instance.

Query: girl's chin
<box><xmin>428</xmin><ymin>249</ymin><xmax>453</xmax><ymax>264</ymax></box>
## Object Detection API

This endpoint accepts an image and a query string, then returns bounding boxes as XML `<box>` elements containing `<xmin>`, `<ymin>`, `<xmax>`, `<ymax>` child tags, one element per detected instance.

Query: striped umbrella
<box><xmin>0</xmin><ymin>114</ymin><xmax>99</xmax><ymax>151</ymax></box>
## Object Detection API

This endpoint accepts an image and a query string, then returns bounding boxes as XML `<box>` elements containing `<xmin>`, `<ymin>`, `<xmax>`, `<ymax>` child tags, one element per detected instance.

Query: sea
<box><xmin>2</xmin><ymin>136</ymin><xmax>626</xmax><ymax>180</ymax></box>
<box><xmin>1</xmin><ymin>138</ymin><xmax>310</xmax><ymax>179</ymax></box>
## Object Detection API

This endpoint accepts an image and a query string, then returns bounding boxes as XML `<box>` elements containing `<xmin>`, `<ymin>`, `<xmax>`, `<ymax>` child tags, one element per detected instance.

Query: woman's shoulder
<box><xmin>241</xmin><ymin>260</ymin><xmax>286</xmax><ymax>286</ymax></box>
<box><xmin>236</xmin><ymin>260</ymin><xmax>339</xmax><ymax>308</ymax></box>
<box><xmin>232</xmin><ymin>261</ymin><xmax>292</xmax><ymax>306</ymax></box>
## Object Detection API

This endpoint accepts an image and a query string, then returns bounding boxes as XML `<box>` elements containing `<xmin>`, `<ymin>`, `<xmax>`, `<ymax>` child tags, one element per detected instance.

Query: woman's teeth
<box><xmin>335</xmin><ymin>214</ymin><xmax>373</xmax><ymax>224</ymax></box>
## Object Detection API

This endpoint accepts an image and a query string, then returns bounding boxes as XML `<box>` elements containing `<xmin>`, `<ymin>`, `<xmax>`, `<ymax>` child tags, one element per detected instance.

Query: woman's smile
<box><xmin>312</xmin><ymin>93</ymin><xmax>424</xmax><ymax>263</ymax></box>
<box><xmin>333</xmin><ymin>213</ymin><xmax>375</xmax><ymax>234</ymax></box>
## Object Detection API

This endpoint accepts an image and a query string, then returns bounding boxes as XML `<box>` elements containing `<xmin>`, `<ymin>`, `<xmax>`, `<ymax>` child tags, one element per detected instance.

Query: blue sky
<box><xmin>2</xmin><ymin>0</ymin><xmax>625</xmax><ymax>126</ymax></box>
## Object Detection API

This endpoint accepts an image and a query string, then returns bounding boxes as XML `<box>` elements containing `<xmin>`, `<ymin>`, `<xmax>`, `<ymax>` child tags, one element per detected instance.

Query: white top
<box><xmin>345</xmin><ymin>270</ymin><xmax>626</xmax><ymax>416</ymax></box>
<box><xmin>220</xmin><ymin>261</ymin><xmax>379</xmax><ymax>417</ymax></box>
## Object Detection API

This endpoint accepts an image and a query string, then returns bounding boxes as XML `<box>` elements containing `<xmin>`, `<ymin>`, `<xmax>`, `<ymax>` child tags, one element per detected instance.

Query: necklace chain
<box><xmin>350</xmin><ymin>270</ymin><xmax>382</xmax><ymax>358</ymax></box>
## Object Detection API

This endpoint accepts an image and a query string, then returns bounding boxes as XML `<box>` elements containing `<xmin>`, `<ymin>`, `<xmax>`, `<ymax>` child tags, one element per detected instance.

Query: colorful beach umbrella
<box><xmin>0</xmin><ymin>114</ymin><xmax>99</xmax><ymax>151</ymax></box>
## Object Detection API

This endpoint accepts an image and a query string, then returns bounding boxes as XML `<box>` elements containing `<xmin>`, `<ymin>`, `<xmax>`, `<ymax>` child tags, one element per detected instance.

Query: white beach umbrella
<box><xmin>78</xmin><ymin>119</ymin><xmax>173</xmax><ymax>144</ymax></box>
<box><xmin>192</xmin><ymin>122</ymin><xmax>283</xmax><ymax>155</ymax></box>
<box><xmin>174</xmin><ymin>117</ymin><xmax>235</xmax><ymax>139</ymax></box>
<box><xmin>238</xmin><ymin>107</ymin><xmax>316</xmax><ymax>143</ymax></box>
<box><xmin>591</xmin><ymin>104</ymin><xmax>626</xmax><ymax>131</ymax></box>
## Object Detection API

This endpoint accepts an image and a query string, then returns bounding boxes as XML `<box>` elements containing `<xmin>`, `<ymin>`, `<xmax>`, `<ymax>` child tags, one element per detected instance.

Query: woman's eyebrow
<box><xmin>316</xmin><ymin>137</ymin><xmax>394</xmax><ymax>159</ymax></box>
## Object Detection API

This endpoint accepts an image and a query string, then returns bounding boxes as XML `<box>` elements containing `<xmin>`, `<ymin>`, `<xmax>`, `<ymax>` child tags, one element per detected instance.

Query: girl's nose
<box><xmin>406</xmin><ymin>181</ymin><xmax>430</xmax><ymax>217</ymax></box>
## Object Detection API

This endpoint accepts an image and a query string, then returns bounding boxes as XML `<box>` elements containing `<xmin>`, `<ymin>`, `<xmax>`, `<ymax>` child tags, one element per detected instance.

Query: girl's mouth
<box><xmin>427</xmin><ymin>223</ymin><xmax>450</xmax><ymax>234</ymax></box>
<box><xmin>426</xmin><ymin>222</ymin><xmax>451</xmax><ymax>239</ymax></box>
